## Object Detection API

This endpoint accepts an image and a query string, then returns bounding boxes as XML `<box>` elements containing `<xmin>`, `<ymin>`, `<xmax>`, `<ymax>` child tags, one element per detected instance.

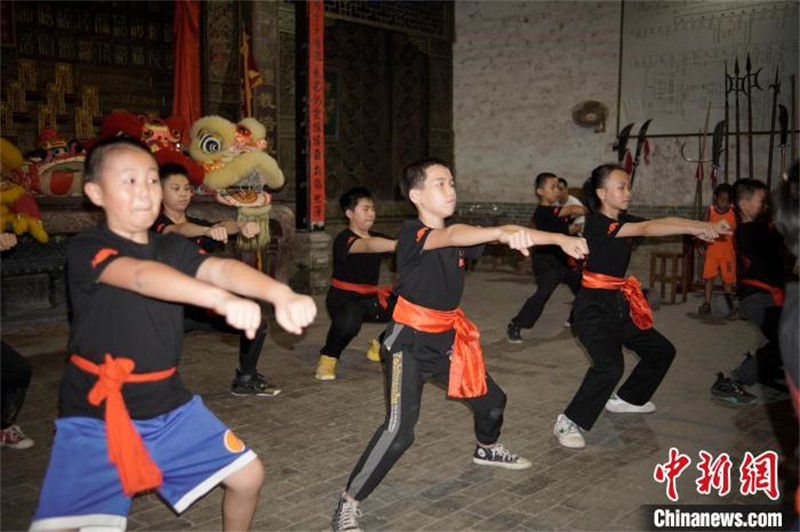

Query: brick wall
<box><xmin>452</xmin><ymin>1</ymin><xmax>782</xmax><ymax>211</ymax></box>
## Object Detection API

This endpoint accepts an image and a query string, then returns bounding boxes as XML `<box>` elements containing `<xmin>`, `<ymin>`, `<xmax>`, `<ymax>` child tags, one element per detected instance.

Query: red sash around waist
<box><xmin>392</xmin><ymin>296</ymin><xmax>487</xmax><ymax>399</ymax></box>
<box><xmin>70</xmin><ymin>354</ymin><xmax>176</xmax><ymax>496</ymax></box>
<box><xmin>581</xmin><ymin>270</ymin><xmax>653</xmax><ymax>330</ymax></box>
<box><xmin>740</xmin><ymin>279</ymin><xmax>785</xmax><ymax>307</ymax></box>
<box><xmin>331</xmin><ymin>278</ymin><xmax>393</xmax><ymax>310</ymax></box>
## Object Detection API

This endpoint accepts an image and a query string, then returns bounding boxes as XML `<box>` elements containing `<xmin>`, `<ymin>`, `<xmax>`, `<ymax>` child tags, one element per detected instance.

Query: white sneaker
<box><xmin>553</xmin><ymin>414</ymin><xmax>585</xmax><ymax>449</ymax></box>
<box><xmin>605</xmin><ymin>393</ymin><xmax>656</xmax><ymax>414</ymax></box>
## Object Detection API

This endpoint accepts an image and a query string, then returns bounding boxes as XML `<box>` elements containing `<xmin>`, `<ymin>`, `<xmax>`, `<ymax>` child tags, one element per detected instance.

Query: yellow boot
<box><xmin>316</xmin><ymin>355</ymin><xmax>338</xmax><ymax>381</ymax></box>
<box><xmin>366</xmin><ymin>339</ymin><xmax>382</xmax><ymax>362</ymax></box>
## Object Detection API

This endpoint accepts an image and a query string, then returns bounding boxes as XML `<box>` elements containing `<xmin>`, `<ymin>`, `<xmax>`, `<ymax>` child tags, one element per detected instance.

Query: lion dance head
<box><xmin>188</xmin><ymin>116</ymin><xmax>284</xmax><ymax>251</ymax></box>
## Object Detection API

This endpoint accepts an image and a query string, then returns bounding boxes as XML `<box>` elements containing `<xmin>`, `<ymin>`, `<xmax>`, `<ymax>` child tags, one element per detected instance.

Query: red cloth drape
<box><xmin>392</xmin><ymin>296</ymin><xmax>487</xmax><ymax>399</ymax></box>
<box><xmin>330</xmin><ymin>278</ymin><xmax>393</xmax><ymax>310</ymax></box>
<box><xmin>581</xmin><ymin>270</ymin><xmax>654</xmax><ymax>330</ymax></box>
<box><xmin>71</xmin><ymin>354</ymin><xmax>177</xmax><ymax>496</ymax></box>
<box><xmin>172</xmin><ymin>0</ymin><xmax>202</xmax><ymax>145</ymax></box>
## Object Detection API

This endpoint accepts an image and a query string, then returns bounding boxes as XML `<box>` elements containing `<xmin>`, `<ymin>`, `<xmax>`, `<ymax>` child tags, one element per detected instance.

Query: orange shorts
<box><xmin>703</xmin><ymin>253</ymin><xmax>736</xmax><ymax>283</ymax></box>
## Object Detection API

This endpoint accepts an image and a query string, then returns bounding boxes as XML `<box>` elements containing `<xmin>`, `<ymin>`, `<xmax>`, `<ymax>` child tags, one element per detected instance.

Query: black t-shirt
<box><xmin>394</xmin><ymin>219</ymin><xmax>484</xmax><ymax>311</ymax></box>
<box><xmin>331</xmin><ymin>228</ymin><xmax>383</xmax><ymax>287</ymax></box>
<box><xmin>582</xmin><ymin>212</ymin><xmax>646</xmax><ymax>279</ymax></box>
<box><xmin>533</xmin><ymin>204</ymin><xmax>569</xmax><ymax>261</ymax></box>
<box><xmin>60</xmin><ymin>224</ymin><xmax>208</xmax><ymax>420</ymax></box>
<box><xmin>735</xmin><ymin>221</ymin><xmax>785</xmax><ymax>298</ymax></box>
<box><xmin>153</xmin><ymin>212</ymin><xmax>225</xmax><ymax>254</ymax></box>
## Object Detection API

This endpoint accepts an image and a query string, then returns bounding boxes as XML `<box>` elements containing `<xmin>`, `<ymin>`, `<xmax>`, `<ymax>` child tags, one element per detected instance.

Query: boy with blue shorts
<box><xmin>30</xmin><ymin>137</ymin><xmax>316</xmax><ymax>532</ymax></box>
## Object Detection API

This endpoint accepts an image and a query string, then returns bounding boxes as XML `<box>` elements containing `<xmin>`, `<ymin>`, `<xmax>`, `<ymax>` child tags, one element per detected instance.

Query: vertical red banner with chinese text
<box><xmin>308</xmin><ymin>1</ymin><xmax>325</xmax><ymax>229</ymax></box>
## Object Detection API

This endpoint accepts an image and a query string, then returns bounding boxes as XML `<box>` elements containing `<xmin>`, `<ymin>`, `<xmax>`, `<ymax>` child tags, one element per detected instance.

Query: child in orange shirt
<box><xmin>699</xmin><ymin>184</ymin><xmax>737</xmax><ymax>315</ymax></box>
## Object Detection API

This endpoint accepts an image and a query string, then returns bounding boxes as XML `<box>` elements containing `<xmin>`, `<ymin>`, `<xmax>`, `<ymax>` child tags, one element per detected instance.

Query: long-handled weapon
<box><xmin>779</xmin><ymin>104</ymin><xmax>789</xmax><ymax>180</ymax></box>
<box><xmin>792</xmin><ymin>75</ymin><xmax>797</xmax><ymax>165</ymax></box>
<box><xmin>614</xmin><ymin>122</ymin><xmax>635</xmax><ymax>170</ymax></box>
<box><xmin>744</xmin><ymin>54</ymin><xmax>763</xmax><ymax>179</ymax></box>
<box><xmin>710</xmin><ymin>120</ymin><xmax>726</xmax><ymax>192</ymax></box>
<box><xmin>680</xmin><ymin>104</ymin><xmax>712</xmax><ymax>289</ymax></box>
<box><xmin>724</xmin><ymin>61</ymin><xmax>731</xmax><ymax>183</ymax></box>
<box><xmin>680</xmin><ymin>101</ymin><xmax>712</xmax><ymax>220</ymax></box>
<box><xmin>766</xmin><ymin>67</ymin><xmax>780</xmax><ymax>187</ymax></box>
<box><xmin>734</xmin><ymin>58</ymin><xmax>742</xmax><ymax>179</ymax></box>
<box><xmin>629</xmin><ymin>119</ymin><xmax>652</xmax><ymax>188</ymax></box>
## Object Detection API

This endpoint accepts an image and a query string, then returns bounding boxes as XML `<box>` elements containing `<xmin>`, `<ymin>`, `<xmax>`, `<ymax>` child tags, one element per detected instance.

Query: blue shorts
<box><xmin>30</xmin><ymin>396</ymin><xmax>257</xmax><ymax>531</ymax></box>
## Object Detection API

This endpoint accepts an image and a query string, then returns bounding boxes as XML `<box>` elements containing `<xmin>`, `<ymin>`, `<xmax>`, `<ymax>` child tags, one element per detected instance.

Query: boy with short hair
<box><xmin>711</xmin><ymin>179</ymin><xmax>785</xmax><ymax>403</ymax></box>
<box><xmin>330</xmin><ymin>158</ymin><xmax>588</xmax><ymax>532</ymax></box>
<box><xmin>30</xmin><ymin>138</ymin><xmax>316</xmax><ymax>531</ymax></box>
<box><xmin>154</xmin><ymin>163</ymin><xmax>278</xmax><ymax>396</ymax></box>
<box><xmin>699</xmin><ymin>183</ymin><xmax>737</xmax><ymax>315</ymax></box>
<box><xmin>507</xmin><ymin>172</ymin><xmax>586</xmax><ymax>342</ymax></box>
<box><xmin>317</xmin><ymin>186</ymin><xmax>396</xmax><ymax>380</ymax></box>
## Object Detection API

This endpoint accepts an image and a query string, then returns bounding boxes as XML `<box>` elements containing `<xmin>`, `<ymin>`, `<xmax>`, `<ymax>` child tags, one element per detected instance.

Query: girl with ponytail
<box><xmin>554</xmin><ymin>164</ymin><xmax>732</xmax><ymax>449</ymax></box>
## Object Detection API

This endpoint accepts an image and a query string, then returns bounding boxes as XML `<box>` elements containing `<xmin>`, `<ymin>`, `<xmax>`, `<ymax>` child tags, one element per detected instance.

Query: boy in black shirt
<box><xmin>317</xmin><ymin>187</ymin><xmax>396</xmax><ymax>380</ymax></box>
<box><xmin>154</xmin><ymin>164</ymin><xmax>279</xmax><ymax>396</ymax></box>
<box><xmin>330</xmin><ymin>158</ymin><xmax>589</xmax><ymax>532</ymax></box>
<box><xmin>507</xmin><ymin>172</ymin><xmax>586</xmax><ymax>342</ymax></box>
<box><xmin>30</xmin><ymin>138</ymin><xmax>316</xmax><ymax>532</ymax></box>
<box><xmin>710</xmin><ymin>179</ymin><xmax>786</xmax><ymax>399</ymax></box>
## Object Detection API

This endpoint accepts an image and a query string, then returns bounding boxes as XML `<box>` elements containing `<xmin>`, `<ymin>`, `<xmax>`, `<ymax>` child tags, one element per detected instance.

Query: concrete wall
<box><xmin>452</xmin><ymin>1</ymin><xmax>727</xmax><ymax>285</ymax></box>
<box><xmin>453</xmin><ymin>0</ymin><xmax>783</xmax><ymax>210</ymax></box>
<box><xmin>454</xmin><ymin>1</ymin><xmax>623</xmax><ymax>201</ymax></box>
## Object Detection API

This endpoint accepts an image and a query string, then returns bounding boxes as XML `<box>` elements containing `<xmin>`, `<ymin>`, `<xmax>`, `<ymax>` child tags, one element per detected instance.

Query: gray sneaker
<box><xmin>331</xmin><ymin>494</ymin><xmax>362</xmax><ymax>532</ymax></box>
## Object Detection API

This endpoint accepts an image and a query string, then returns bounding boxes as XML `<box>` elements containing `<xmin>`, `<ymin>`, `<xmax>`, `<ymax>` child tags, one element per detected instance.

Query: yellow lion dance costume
<box><xmin>188</xmin><ymin>116</ymin><xmax>284</xmax><ymax>251</ymax></box>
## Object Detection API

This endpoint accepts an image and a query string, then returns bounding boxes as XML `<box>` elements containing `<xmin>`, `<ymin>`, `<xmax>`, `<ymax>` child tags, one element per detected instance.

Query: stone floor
<box><xmin>1</xmin><ymin>270</ymin><xmax>797</xmax><ymax>531</ymax></box>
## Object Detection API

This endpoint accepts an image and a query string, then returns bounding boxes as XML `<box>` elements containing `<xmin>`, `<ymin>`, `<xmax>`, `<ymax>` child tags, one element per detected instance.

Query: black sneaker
<box><xmin>331</xmin><ymin>493</ymin><xmax>362</xmax><ymax>532</ymax></box>
<box><xmin>231</xmin><ymin>372</ymin><xmax>282</xmax><ymax>397</ymax></box>
<box><xmin>472</xmin><ymin>443</ymin><xmax>532</xmax><ymax>470</ymax></box>
<box><xmin>710</xmin><ymin>373</ymin><xmax>757</xmax><ymax>405</ymax></box>
<box><xmin>507</xmin><ymin>322</ymin><xmax>523</xmax><ymax>344</ymax></box>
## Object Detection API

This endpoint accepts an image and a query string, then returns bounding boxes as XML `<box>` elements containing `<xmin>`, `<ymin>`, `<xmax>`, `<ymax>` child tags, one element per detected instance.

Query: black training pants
<box><xmin>184</xmin><ymin>305</ymin><xmax>267</xmax><ymax>377</ymax></box>
<box><xmin>1</xmin><ymin>341</ymin><xmax>32</xmax><ymax>429</ymax></box>
<box><xmin>564</xmin><ymin>289</ymin><xmax>675</xmax><ymax>430</ymax></box>
<box><xmin>321</xmin><ymin>291</ymin><xmax>392</xmax><ymax>358</ymax></box>
<box><xmin>345</xmin><ymin>322</ymin><xmax>506</xmax><ymax>501</ymax></box>
<box><xmin>512</xmin><ymin>254</ymin><xmax>581</xmax><ymax>328</ymax></box>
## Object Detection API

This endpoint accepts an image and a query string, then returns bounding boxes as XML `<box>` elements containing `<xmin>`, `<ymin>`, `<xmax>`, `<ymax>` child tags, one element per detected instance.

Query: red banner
<box><xmin>172</xmin><ymin>0</ymin><xmax>202</xmax><ymax>145</ymax></box>
<box><xmin>308</xmin><ymin>0</ymin><xmax>325</xmax><ymax>228</ymax></box>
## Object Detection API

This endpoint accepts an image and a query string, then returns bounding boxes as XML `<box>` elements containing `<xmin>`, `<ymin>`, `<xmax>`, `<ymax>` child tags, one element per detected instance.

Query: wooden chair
<box><xmin>649</xmin><ymin>251</ymin><xmax>689</xmax><ymax>304</ymax></box>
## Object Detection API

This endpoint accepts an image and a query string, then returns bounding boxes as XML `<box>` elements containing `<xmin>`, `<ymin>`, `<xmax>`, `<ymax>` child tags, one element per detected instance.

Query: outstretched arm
<box><xmin>557</xmin><ymin>205</ymin><xmax>587</xmax><ymax>218</ymax></box>
<box><xmin>214</xmin><ymin>220</ymin><xmax>260</xmax><ymax>239</ymax></box>
<box><xmin>617</xmin><ymin>217</ymin><xmax>731</xmax><ymax>242</ymax></box>
<box><xmin>99</xmin><ymin>257</ymin><xmax>262</xmax><ymax>338</ymax></box>
<box><xmin>196</xmin><ymin>257</ymin><xmax>316</xmax><ymax>334</ymax></box>
<box><xmin>423</xmin><ymin>224</ymin><xmax>588</xmax><ymax>259</ymax></box>
<box><xmin>349</xmin><ymin>236</ymin><xmax>396</xmax><ymax>254</ymax></box>
<box><xmin>165</xmin><ymin>221</ymin><xmax>229</xmax><ymax>242</ymax></box>
<box><xmin>422</xmin><ymin>224</ymin><xmax>511</xmax><ymax>251</ymax></box>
